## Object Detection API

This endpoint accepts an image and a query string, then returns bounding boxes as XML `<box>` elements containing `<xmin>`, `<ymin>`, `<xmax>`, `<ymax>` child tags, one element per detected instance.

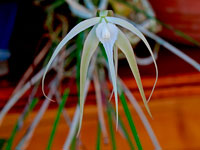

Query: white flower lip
<box><xmin>96</xmin><ymin>20</ymin><xmax>118</xmax><ymax>44</ymax></box>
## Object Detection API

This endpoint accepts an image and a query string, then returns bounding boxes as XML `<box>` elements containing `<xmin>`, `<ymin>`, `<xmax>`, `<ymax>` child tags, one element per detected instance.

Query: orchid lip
<box><xmin>102</xmin><ymin>27</ymin><xmax>110</xmax><ymax>39</ymax></box>
<box><xmin>96</xmin><ymin>19</ymin><xmax>119</xmax><ymax>45</ymax></box>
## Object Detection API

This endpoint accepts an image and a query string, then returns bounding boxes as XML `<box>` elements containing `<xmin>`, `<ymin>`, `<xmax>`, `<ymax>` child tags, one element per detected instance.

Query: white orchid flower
<box><xmin>42</xmin><ymin>10</ymin><xmax>158</xmax><ymax>135</ymax></box>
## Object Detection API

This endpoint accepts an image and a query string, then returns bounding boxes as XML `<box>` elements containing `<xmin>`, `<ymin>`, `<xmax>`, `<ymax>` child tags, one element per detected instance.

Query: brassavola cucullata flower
<box><xmin>42</xmin><ymin>10</ymin><xmax>158</xmax><ymax>135</ymax></box>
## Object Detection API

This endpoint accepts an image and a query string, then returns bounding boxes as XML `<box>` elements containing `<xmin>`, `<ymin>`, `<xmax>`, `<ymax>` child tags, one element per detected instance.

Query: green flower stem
<box><xmin>46</xmin><ymin>89</ymin><xmax>70</xmax><ymax>150</ymax></box>
<box><xmin>6</xmin><ymin>98</ymin><xmax>38</xmax><ymax>150</ymax></box>
<box><xmin>119</xmin><ymin>92</ymin><xmax>142</xmax><ymax>150</ymax></box>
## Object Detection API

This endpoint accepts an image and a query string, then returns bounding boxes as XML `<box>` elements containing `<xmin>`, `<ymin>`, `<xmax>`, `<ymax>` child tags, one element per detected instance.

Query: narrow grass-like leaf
<box><xmin>118</xmin><ymin>116</ymin><xmax>135</xmax><ymax>150</ymax></box>
<box><xmin>119</xmin><ymin>79</ymin><xmax>161</xmax><ymax>149</ymax></box>
<box><xmin>42</xmin><ymin>17</ymin><xmax>100</xmax><ymax>101</ymax></box>
<box><xmin>16</xmin><ymin>84</ymin><xmax>56</xmax><ymax>150</ymax></box>
<box><xmin>78</xmin><ymin>25</ymin><xmax>99</xmax><ymax>135</ymax></box>
<box><xmin>119</xmin><ymin>92</ymin><xmax>142</xmax><ymax>150</ymax></box>
<box><xmin>6</xmin><ymin>98</ymin><xmax>38</xmax><ymax>150</ymax></box>
<box><xmin>23</xmin><ymin>98</ymin><xmax>39</xmax><ymax>120</ymax></box>
<box><xmin>109</xmin><ymin>103</ymin><xmax>135</xmax><ymax>150</ymax></box>
<box><xmin>115</xmin><ymin>30</ymin><xmax>152</xmax><ymax>116</ymax></box>
<box><xmin>70</xmin><ymin>134</ymin><xmax>77</xmax><ymax>150</ymax></box>
<box><xmin>46</xmin><ymin>89</ymin><xmax>69</xmax><ymax>150</ymax></box>
<box><xmin>96</xmin><ymin>123</ymin><xmax>101</xmax><ymax>150</ymax></box>
<box><xmin>107</xmin><ymin>104</ymin><xmax>116</xmax><ymax>150</ymax></box>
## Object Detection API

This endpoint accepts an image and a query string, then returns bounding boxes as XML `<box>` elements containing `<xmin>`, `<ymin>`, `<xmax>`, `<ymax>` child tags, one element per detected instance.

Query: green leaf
<box><xmin>23</xmin><ymin>98</ymin><xmax>39</xmax><ymax>120</ymax></box>
<box><xmin>107</xmin><ymin>104</ymin><xmax>116</xmax><ymax>150</ymax></box>
<box><xmin>42</xmin><ymin>17</ymin><xmax>100</xmax><ymax>101</ymax></box>
<box><xmin>78</xmin><ymin>25</ymin><xmax>99</xmax><ymax>135</ymax></box>
<box><xmin>46</xmin><ymin>89</ymin><xmax>70</xmax><ymax>150</ymax></box>
<box><xmin>115</xmin><ymin>29</ymin><xmax>152</xmax><ymax>116</ymax></box>
<box><xmin>96</xmin><ymin>123</ymin><xmax>101</xmax><ymax>150</ymax></box>
<box><xmin>118</xmin><ymin>117</ymin><xmax>135</xmax><ymax>150</ymax></box>
<box><xmin>109</xmin><ymin>103</ymin><xmax>135</xmax><ymax>150</ymax></box>
<box><xmin>6</xmin><ymin>98</ymin><xmax>38</xmax><ymax>150</ymax></box>
<box><xmin>119</xmin><ymin>92</ymin><xmax>142</xmax><ymax>150</ymax></box>
<box><xmin>70</xmin><ymin>135</ymin><xmax>77</xmax><ymax>150</ymax></box>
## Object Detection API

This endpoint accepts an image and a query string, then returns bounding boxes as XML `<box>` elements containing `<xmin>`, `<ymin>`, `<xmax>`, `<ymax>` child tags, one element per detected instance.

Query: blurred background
<box><xmin>0</xmin><ymin>0</ymin><xmax>200</xmax><ymax>149</ymax></box>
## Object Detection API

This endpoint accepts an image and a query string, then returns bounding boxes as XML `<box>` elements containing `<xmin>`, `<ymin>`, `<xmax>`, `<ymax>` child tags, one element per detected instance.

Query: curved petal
<box><xmin>114</xmin><ymin>45</ymin><xmax>118</xmax><ymax>74</ymax></box>
<box><xmin>78</xmin><ymin>25</ymin><xmax>99</xmax><ymax>135</ymax></box>
<box><xmin>96</xmin><ymin>21</ymin><xmax>119</xmax><ymax>126</ymax></box>
<box><xmin>42</xmin><ymin>17</ymin><xmax>100</xmax><ymax>101</ymax></box>
<box><xmin>104</xmin><ymin>41</ymin><xmax>119</xmax><ymax>127</ymax></box>
<box><xmin>107</xmin><ymin>16</ymin><xmax>158</xmax><ymax>104</ymax></box>
<box><xmin>108</xmin><ymin>45</ymin><xmax>118</xmax><ymax>103</ymax></box>
<box><xmin>115</xmin><ymin>29</ymin><xmax>152</xmax><ymax>117</ymax></box>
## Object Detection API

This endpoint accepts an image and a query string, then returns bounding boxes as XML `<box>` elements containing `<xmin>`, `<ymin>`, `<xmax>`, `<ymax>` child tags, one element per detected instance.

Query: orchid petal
<box><xmin>114</xmin><ymin>45</ymin><xmax>118</xmax><ymax>74</ymax></box>
<box><xmin>107</xmin><ymin>16</ymin><xmax>158</xmax><ymax>104</ymax></box>
<box><xmin>104</xmin><ymin>41</ymin><xmax>119</xmax><ymax>126</ymax></box>
<box><xmin>96</xmin><ymin>21</ymin><xmax>119</xmax><ymax>127</ymax></box>
<box><xmin>115</xmin><ymin>29</ymin><xmax>152</xmax><ymax>117</ymax></box>
<box><xmin>78</xmin><ymin>25</ymin><xmax>99</xmax><ymax>135</ymax></box>
<box><xmin>42</xmin><ymin>17</ymin><xmax>100</xmax><ymax>101</ymax></box>
<box><xmin>108</xmin><ymin>45</ymin><xmax>118</xmax><ymax>102</ymax></box>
